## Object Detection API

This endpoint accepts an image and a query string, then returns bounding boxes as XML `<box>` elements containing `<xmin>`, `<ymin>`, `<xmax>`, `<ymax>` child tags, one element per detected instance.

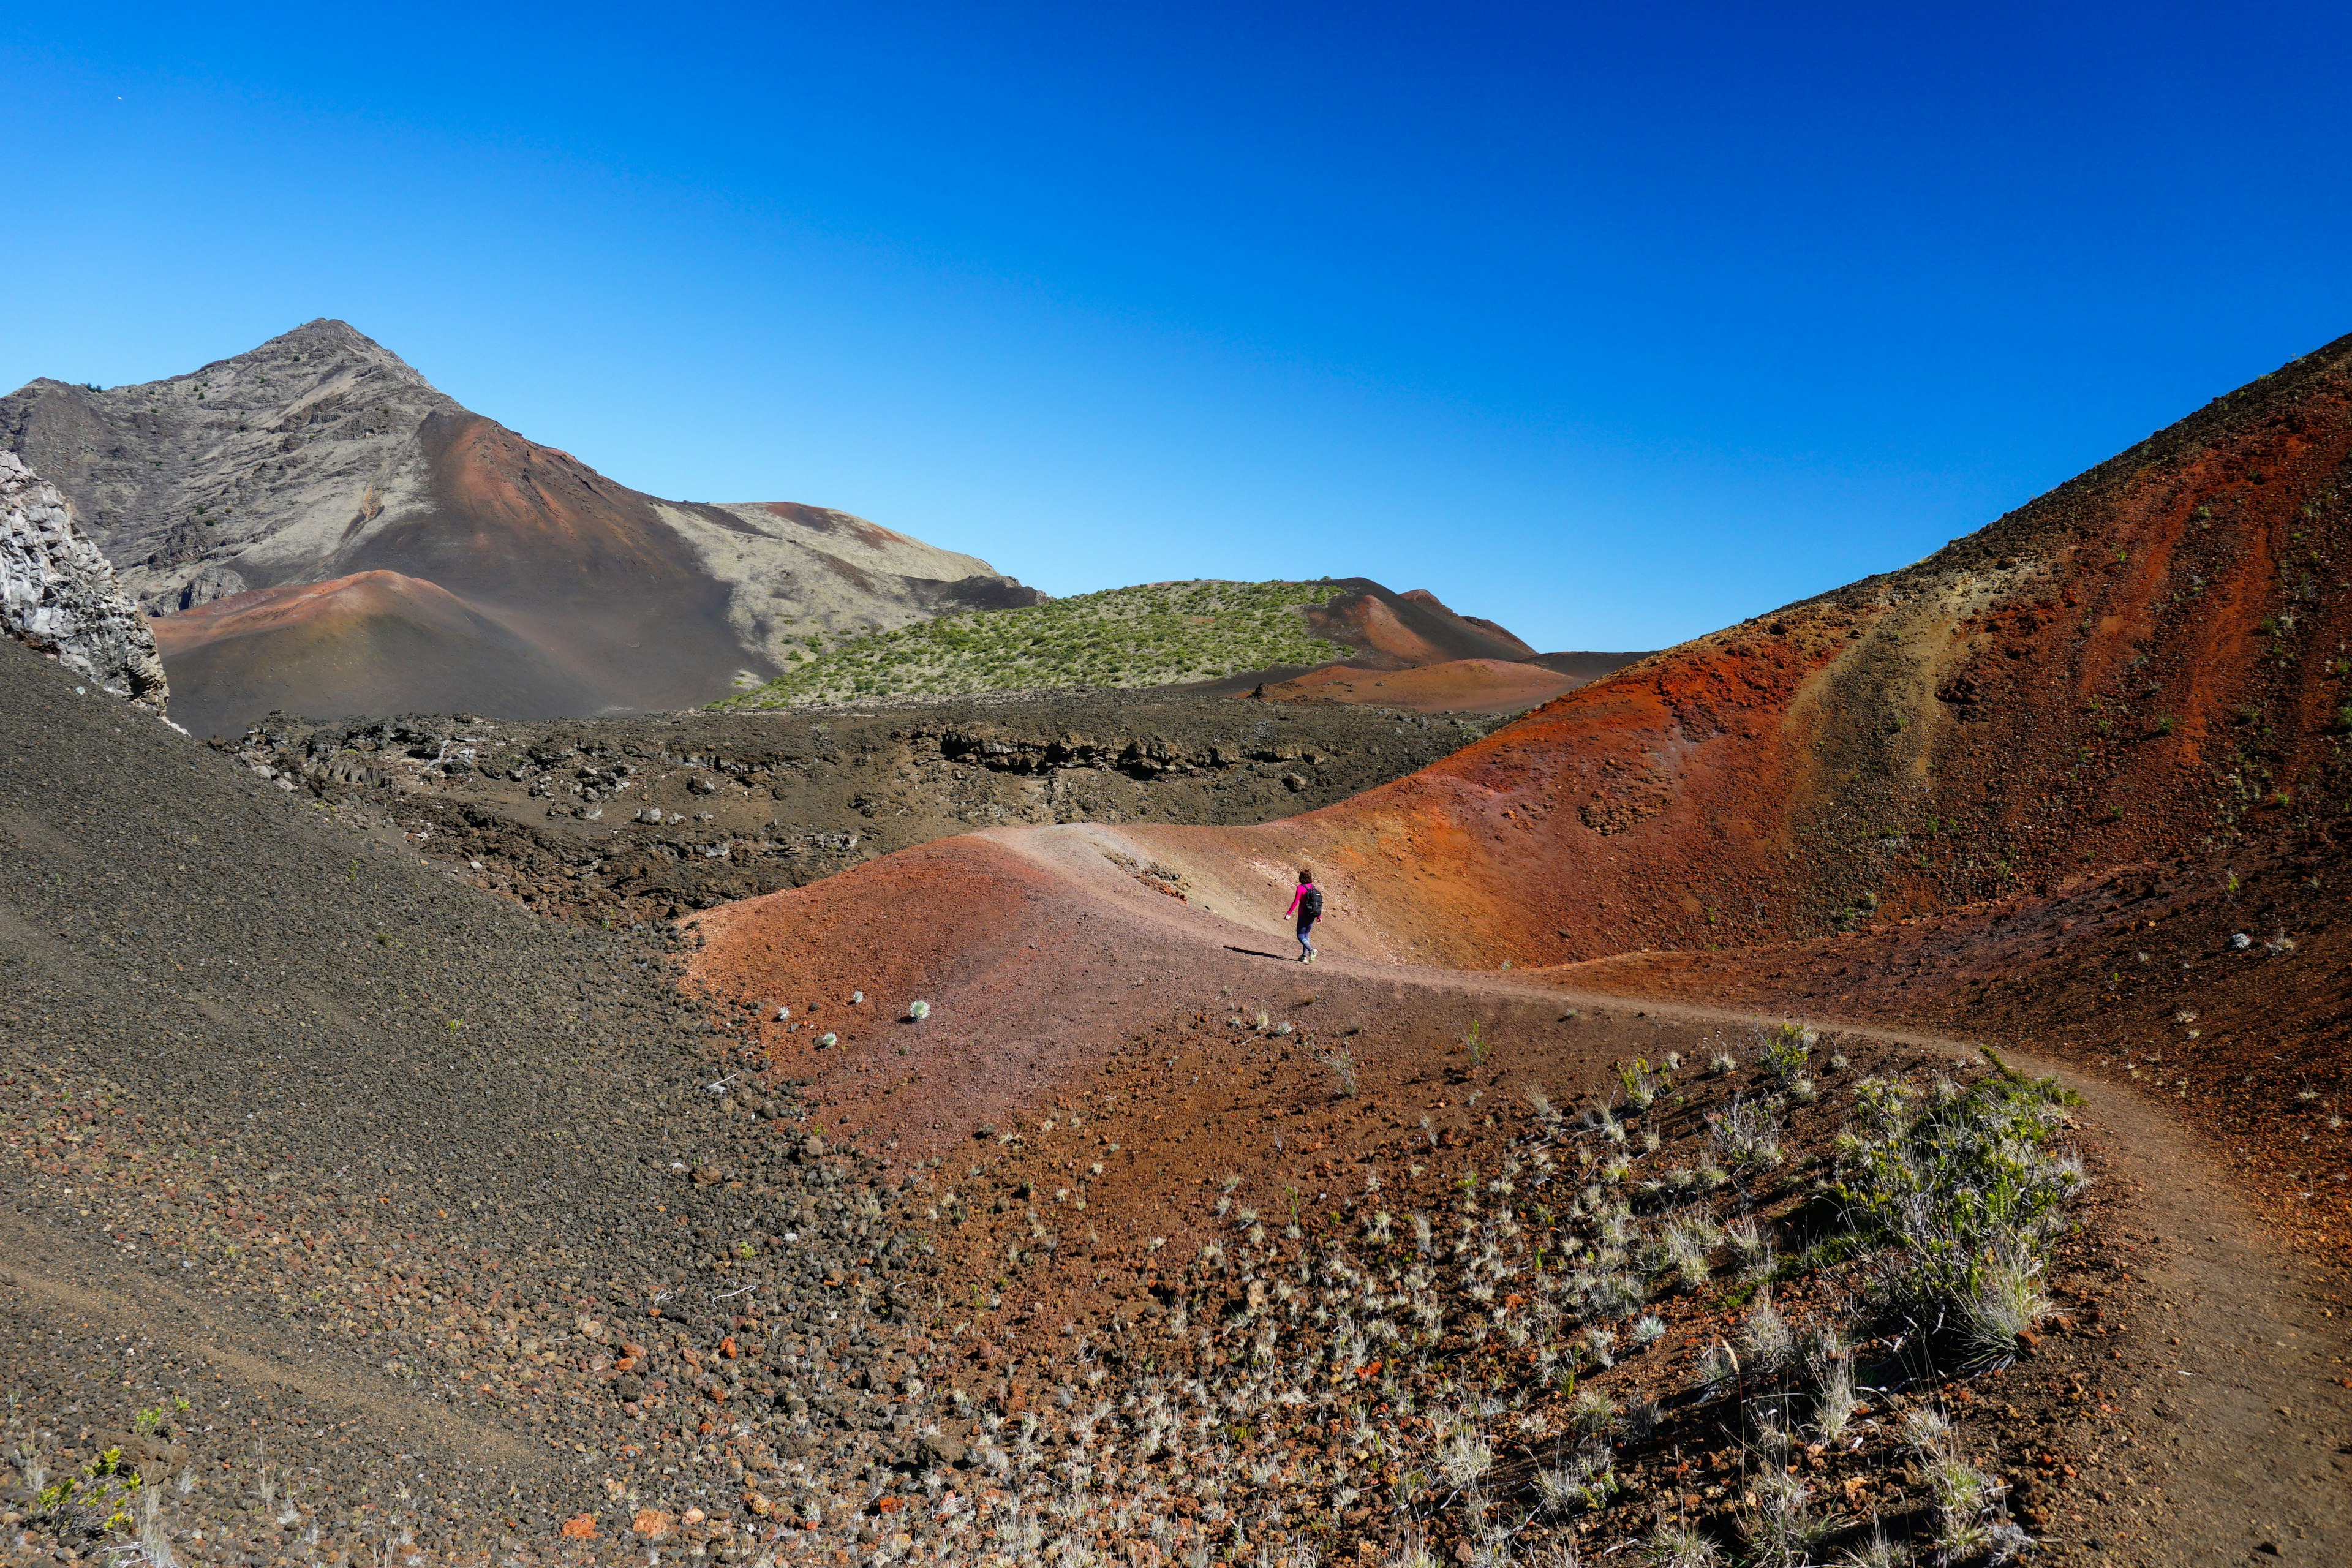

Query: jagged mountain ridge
<box><xmin>0</xmin><ymin>320</ymin><xmax>1042</xmax><ymax>734</ymax></box>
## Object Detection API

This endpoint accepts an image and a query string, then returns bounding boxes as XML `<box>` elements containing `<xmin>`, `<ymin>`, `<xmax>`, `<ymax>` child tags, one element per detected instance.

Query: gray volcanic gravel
<box><xmin>0</xmin><ymin>639</ymin><xmax>942</xmax><ymax>1563</ymax></box>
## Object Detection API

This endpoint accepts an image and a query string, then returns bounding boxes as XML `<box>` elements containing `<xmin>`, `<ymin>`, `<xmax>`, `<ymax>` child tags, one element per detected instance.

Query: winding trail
<box><xmin>690</xmin><ymin>818</ymin><xmax>2352</xmax><ymax>1567</ymax></box>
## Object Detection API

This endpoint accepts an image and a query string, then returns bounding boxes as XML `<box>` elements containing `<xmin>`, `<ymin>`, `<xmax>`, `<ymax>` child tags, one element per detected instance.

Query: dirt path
<box><xmin>0</xmin><ymin>1209</ymin><xmax>549</xmax><ymax>1482</ymax></box>
<box><xmin>1988</xmin><ymin>1063</ymin><xmax>2352</xmax><ymax>1566</ymax></box>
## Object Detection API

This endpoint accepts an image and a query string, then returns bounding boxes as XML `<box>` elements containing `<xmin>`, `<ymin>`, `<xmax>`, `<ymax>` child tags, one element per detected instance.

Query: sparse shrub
<box><xmin>1725</xmin><ymin>1217</ymin><xmax>1774</xmax><ymax>1275</ymax></box>
<box><xmin>1953</xmin><ymin>1243</ymin><xmax>2052</xmax><ymax>1369</ymax></box>
<box><xmin>1741</xmin><ymin>1468</ymin><xmax>1822</xmax><ymax>1567</ymax></box>
<box><xmin>1640</xmin><ymin>1514</ymin><xmax>1722</xmax><ymax>1568</ymax></box>
<box><xmin>1740</xmin><ymin>1290</ymin><xmax>1795</xmax><ymax>1378</ymax></box>
<box><xmin>1710</xmin><ymin>1096</ymin><xmax>1783</xmax><ymax>1171</ymax></box>
<box><xmin>1757</xmin><ymin>1023</ymin><xmax>1812</xmax><ymax>1084</ymax></box>
<box><xmin>1831</xmin><ymin>1065</ymin><xmax>2084</xmax><ymax>1340</ymax></box>
<box><xmin>1809</xmin><ymin>1352</ymin><xmax>1858</xmax><ymax>1441</ymax></box>
<box><xmin>32</xmin><ymin>1446</ymin><xmax>143</xmax><ymax>1542</ymax></box>
<box><xmin>1436</xmin><ymin>1425</ymin><xmax>1494</xmax><ymax>1490</ymax></box>
<box><xmin>1567</xmin><ymin>1388</ymin><xmax>1621</xmax><ymax>1438</ymax></box>
<box><xmin>1834</xmin><ymin>1526</ymin><xmax>1902</xmax><ymax>1568</ymax></box>
<box><xmin>907</xmin><ymin>999</ymin><xmax>931</xmax><ymax>1021</ymax></box>
<box><xmin>717</xmin><ymin>578</ymin><xmax>1353</xmax><ymax>707</ymax></box>
<box><xmin>1709</xmin><ymin>1051</ymin><xmax>1737</xmax><ymax>1076</ymax></box>
<box><xmin>1316</xmin><ymin>1042</ymin><xmax>1359</xmax><ymax>1096</ymax></box>
<box><xmin>1692</xmin><ymin>1341</ymin><xmax>1738</xmax><ymax>1400</ymax></box>
<box><xmin>1658</xmin><ymin>1215</ymin><xmax>1718</xmax><ymax>1287</ymax></box>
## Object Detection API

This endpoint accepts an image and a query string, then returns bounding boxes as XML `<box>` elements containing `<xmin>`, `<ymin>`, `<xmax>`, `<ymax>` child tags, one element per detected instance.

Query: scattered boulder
<box><xmin>0</xmin><ymin>450</ymin><xmax>169</xmax><ymax>714</ymax></box>
<box><xmin>172</xmin><ymin>562</ymin><xmax>249</xmax><ymax>611</ymax></box>
<box><xmin>917</xmin><ymin>1430</ymin><xmax>969</xmax><ymax>1469</ymax></box>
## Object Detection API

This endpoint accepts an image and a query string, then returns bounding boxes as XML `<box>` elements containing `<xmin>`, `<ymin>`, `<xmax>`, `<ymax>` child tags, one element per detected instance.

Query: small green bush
<box><xmin>1828</xmin><ymin>1062</ymin><xmax>2084</xmax><ymax>1355</ymax></box>
<box><xmin>1756</xmin><ymin>1022</ymin><xmax>1812</xmax><ymax>1084</ymax></box>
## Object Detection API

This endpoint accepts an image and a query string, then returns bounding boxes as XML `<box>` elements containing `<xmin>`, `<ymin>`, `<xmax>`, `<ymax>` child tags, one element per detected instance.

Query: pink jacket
<box><xmin>1284</xmin><ymin>883</ymin><xmax>1317</xmax><ymax>917</ymax></box>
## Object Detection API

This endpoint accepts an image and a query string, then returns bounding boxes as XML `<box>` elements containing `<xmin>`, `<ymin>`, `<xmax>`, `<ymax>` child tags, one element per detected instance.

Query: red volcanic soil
<box><xmin>673</xmin><ymin>334</ymin><xmax>2352</xmax><ymax>1560</ymax></box>
<box><xmin>1261</xmin><ymin>656</ymin><xmax>1587</xmax><ymax>714</ymax></box>
<box><xmin>682</xmin><ymin>820</ymin><xmax>1733</xmax><ymax>1198</ymax></box>
<box><xmin>685</xmin><ymin>329</ymin><xmax>2352</xmax><ymax>1218</ymax></box>
<box><xmin>339</xmin><ymin>412</ymin><xmax>752</xmax><ymax>714</ymax></box>
<box><xmin>1303</xmin><ymin>581</ymin><xmax>1542</xmax><ymax>668</ymax></box>
<box><xmin>150</xmin><ymin>570</ymin><xmax>601</xmax><ymax>737</ymax></box>
<box><xmin>1131</xmin><ymin>331</ymin><xmax>2352</xmax><ymax>978</ymax></box>
<box><xmin>673</xmin><ymin>331</ymin><xmax>2352</xmax><ymax>1278</ymax></box>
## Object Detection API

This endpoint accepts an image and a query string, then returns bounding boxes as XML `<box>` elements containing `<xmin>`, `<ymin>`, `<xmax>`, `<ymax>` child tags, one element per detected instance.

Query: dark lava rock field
<box><xmin>214</xmin><ymin>693</ymin><xmax>1502</xmax><ymax>925</ymax></box>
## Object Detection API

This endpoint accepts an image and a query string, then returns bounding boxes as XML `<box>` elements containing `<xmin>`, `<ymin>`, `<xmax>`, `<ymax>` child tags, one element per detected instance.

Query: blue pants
<box><xmin>1297</xmin><ymin>919</ymin><xmax>1317</xmax><ymax>955</ymax></box>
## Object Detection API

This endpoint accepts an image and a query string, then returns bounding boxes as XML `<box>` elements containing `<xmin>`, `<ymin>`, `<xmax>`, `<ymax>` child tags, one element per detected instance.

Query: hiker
<box><xmin>1284</xmin><ymin>867</ymin><xmax>1323</xmax><ymax>963</ymax></box>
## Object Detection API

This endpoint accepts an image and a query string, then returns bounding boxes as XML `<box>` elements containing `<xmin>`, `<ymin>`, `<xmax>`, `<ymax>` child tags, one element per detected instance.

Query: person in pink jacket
<box><xmin>1283</xmin><ymin>867</ymin><xmax>1324</xmax><ymax>963</ymax></box>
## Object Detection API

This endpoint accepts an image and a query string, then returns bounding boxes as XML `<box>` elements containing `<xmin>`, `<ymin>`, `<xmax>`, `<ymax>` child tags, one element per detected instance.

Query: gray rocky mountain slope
<box><xmin>0</xmin><ymin>320</ymin><xmax>1039</xmax><ymax>730</ymax></box>
<box><xmin>0</xmin><ymin>449</ymin><xmax>168</xmax><ymax>714</ymax></box>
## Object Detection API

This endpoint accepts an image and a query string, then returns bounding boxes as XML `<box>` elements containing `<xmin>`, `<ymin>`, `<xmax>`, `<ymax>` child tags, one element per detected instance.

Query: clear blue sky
<box><xmin>6</xmin><ymin>3</ymin><xmax>2348</xmax><ymax>652</ymax></box>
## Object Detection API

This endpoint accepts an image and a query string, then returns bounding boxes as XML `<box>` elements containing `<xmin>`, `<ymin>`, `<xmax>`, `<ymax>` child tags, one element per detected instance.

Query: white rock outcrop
<box><xmin>1</xmin><ymin>449</ymin><xmax>169</xmax><ymax>713</ymax></box>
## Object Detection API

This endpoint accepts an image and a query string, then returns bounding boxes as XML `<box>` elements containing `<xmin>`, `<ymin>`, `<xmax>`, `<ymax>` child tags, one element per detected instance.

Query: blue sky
<box><xmin>5</xmin><ymin>2</ymin><xmax>2349</xmax><ymax>651</ymax></box>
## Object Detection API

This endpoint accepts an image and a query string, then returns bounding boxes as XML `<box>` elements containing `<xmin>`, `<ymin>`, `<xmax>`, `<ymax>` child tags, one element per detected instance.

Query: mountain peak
<box><xmin>192</xmin><ymin>318</ymin><xmax>437</xmax><ymax>393</ymax></box>
<box><xmin>1</xmin><ymin>326</ymin><xmax>1036</xmax><ymax>734</ymax></box>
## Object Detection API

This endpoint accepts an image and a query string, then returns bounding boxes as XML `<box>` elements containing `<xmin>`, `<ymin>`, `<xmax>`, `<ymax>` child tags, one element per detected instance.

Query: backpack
<box><xmin>1300</xmin><ymin>886</ymin><xmax>1324</xmax><ymax>921</ymax></box>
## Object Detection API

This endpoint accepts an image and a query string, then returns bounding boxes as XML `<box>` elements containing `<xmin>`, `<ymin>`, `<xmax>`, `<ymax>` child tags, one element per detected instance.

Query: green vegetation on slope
<box><xmin>717</xmin><ymin>579</ymin><xmax>1351</xmax><ymax>708</ymax></box>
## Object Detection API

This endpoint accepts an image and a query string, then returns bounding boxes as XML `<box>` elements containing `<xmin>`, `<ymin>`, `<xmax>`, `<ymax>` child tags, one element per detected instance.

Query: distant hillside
<box><xmin>0</xmin><ymin>320</ymin><xmax>1039</xmax><ymax>735</ymax></box>
<box><xmin>718</xmin><ymin>579</ymin><xmax>1355</xmax><ymax>707</ymax></box>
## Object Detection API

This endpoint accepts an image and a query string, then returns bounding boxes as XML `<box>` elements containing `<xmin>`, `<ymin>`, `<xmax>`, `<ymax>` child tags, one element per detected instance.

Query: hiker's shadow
<box><xmin>1224</xmin><ymin>945</ymin><xmax>1294</xmax><ymax>962</ymax></box>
